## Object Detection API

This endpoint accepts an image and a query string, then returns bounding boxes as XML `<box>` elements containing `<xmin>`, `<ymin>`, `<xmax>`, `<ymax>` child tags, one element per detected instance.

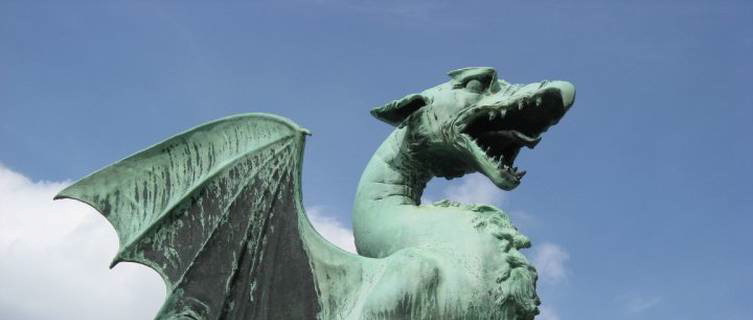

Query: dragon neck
<box><xmin>354</xmin><ymin>127</ymin><xmax>433</xmax><ymax>207</ymax></box>
<box><xmin>353</xmin><ymin>127</ymin><xmax>432</xmax><ymax>229</ymax></box>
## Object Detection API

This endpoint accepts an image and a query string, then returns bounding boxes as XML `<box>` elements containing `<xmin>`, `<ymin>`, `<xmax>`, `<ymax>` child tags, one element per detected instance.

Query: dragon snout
<box><xmin>548</xmin><ymin>80</ymin><xmax>576</xmax><ymax>111</ymax></box>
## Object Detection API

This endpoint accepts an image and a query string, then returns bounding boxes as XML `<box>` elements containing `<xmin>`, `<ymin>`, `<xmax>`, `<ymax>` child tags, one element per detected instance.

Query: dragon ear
<box><xmin>370</xmin><ymin>93</ymin><xmax>429</xmax><ymax>126</ymax></box>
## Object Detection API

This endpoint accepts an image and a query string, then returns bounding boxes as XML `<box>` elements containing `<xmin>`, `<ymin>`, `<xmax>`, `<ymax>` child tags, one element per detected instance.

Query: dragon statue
<box><xmin>55</xmin><ymin>67</ymin><xmax>575</xmax><ymax>319</ymax></box>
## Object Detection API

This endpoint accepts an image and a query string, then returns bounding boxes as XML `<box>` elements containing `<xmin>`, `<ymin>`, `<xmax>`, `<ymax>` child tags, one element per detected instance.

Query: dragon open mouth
<box><xmin>460</xmin><ymin>87</ymin><xmax>568</xmax><ymax>187</ymax></box>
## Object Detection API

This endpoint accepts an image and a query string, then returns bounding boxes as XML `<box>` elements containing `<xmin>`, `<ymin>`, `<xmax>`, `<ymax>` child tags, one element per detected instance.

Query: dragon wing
<box><xmin>55</xmin><ymin>113</ymin><xmax>359</xmax><ymax>319</ymax></box>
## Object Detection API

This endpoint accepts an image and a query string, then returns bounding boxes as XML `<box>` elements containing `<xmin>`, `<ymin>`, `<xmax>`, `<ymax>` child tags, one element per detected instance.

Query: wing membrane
<box><xmin>56</xmin><ymin>114</ymin><xmax>320</xmax><ymax>319</ymax></box>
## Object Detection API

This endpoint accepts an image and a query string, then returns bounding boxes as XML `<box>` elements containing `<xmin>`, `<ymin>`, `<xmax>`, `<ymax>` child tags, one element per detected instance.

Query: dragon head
<box><xmin>372</xmin><ymin>67</ymin><xmax>575</xmax><ymax>190</ymax></box>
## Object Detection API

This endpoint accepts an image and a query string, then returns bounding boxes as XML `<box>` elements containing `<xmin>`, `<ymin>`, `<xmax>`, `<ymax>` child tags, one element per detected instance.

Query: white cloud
<box><xmin>532</xmin><ymin>242</ymin><xmax>570</xmax><ymax>285</ymax></box>
<box><xmin>0</xmin><ymin>164</ymin><xmax>357</xmax><ymax>319</ymax></box>
<box><xmin>0</xmin><ymin>164</ymin><xmax>164</xmax><ymax>320</ymax></box>
<box><xmin>306</xmin><ymin>206</ymin><xmax>356</xmax><ymax>253</ymax></box>
<box><xmin>441</xmin><ymin>173</ymin><xmax>506</xmax><ymax>206</ymax></box>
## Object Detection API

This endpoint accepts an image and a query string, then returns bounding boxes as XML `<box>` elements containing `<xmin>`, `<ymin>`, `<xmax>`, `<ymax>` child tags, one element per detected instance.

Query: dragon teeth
<box><xmin>489</xmin><ymin>110</ymin><xmax>496</xmax><ymax>121</ymax></box>
<box><xmin>535</xmin><ymin>96</ymin><xmax>542</xmax><ymax>107</ymax></box>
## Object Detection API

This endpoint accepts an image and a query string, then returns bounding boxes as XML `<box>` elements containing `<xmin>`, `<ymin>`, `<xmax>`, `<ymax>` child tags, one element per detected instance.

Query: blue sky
<box><xmin>1</xmin><ymin>1</ymin><xmax>751</xmax><ymax>319</ymax></box>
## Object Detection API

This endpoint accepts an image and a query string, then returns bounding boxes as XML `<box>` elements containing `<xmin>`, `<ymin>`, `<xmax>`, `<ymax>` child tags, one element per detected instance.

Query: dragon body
<box><xmin>56</xmin><ymin>67</ymin><xmax>575</xmax><ymax>319</ymax></box>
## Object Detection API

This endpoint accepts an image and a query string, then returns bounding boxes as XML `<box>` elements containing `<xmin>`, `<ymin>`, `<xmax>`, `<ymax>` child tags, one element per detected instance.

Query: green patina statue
<box><xmin>55</xmin><ymin>67</ymin><xmax>575</xmax><ymax>320</ymax></box>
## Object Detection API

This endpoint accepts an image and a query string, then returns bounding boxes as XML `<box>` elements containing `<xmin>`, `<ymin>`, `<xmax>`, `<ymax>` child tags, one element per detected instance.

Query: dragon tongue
<box><xmin>511</xmin><ymin>131</ymin><xmax>541</xmax><ymax>148</ymax></box>
<box><xmin>481</xmin><ymin>130</ymin><xmax>541</xmax><ymax>148</ymax></box>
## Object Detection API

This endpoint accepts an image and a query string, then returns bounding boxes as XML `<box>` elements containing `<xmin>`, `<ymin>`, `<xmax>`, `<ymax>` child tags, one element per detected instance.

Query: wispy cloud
<box><xmin>441</xmin><ymin>173</ymin><xmax>506</xmax><ymax>206</ymax></box>
<box><xmin>306</xmin><ymin>206</ymin><xmax>356</xmax><ymax>253</ymax></box>
<box><xmin>531</xmin><ymin>243</ymin><xmax>569</xmax><ymax>320</ymax></box>
<box><xmin>438</xmin><ymin>174</ymin><xmax>571</xmax><ymax>284</ymax></box>
<box><xmin>0</xmin><ymin>164</ymin><xmax>358</xmax><ymax>319</ymax></box>
<box><xmin>621</xmin><ymin>293</ymin><xmax>663</xmax><ymax>313</ymax></box>
<box><xmin>532</xmin><ymin>242</ymin><xmax>570</xmax><ymax>285</ymax></box>
<box><xmin>436</xmin><ymin>173</ymin><xmax>572</xmax><ymax>317</ymax></box>
<box><xmin>537</xmin><ymin>305</ymin><xmax>561</xmax><ymax>320</ymax></box>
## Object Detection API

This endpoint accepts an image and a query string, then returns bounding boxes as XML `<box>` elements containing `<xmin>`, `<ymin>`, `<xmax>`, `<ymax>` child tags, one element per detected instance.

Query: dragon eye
<box><xmin>465</xmin><ymin>79</ymin><xmax>484</xmax><ymax>93</ymax></box>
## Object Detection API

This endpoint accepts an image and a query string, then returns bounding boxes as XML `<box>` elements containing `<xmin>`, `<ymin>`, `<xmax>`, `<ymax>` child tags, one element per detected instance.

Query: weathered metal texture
<box><xmin>56</xmin><ymin>67</ymin><xmax>576</xmax><ymax>320</ymax></box>
<box><xmin>352</xmin><ymin>67</ymin><xmax>575</xmax><ymax>318</ymax></box>
<box><xmin>56</xmin><ymin>114</ymin><xmax>320</xmax><ymax>319</ymax></box>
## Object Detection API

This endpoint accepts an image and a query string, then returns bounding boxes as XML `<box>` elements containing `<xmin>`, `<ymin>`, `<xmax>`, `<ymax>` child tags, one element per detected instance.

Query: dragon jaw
<box><xmin>455</xmin><ymin>80</ymin><xmax>575</xmax><ymax>190</ymax></box>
